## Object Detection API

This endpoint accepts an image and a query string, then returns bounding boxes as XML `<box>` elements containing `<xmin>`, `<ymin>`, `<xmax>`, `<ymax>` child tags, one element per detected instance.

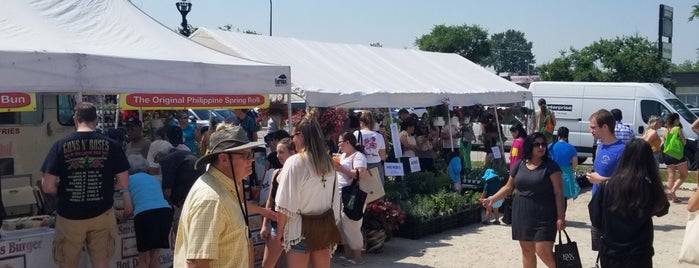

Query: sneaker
<box><xmin>481</xmin><ymin>220</ymin><xmax>490</xmax><ymax>225</ymax></box>
<box><xmin>492</xmin><ymin>220</ymin><xmax>501</xmax><ymax>225</ymax></box>
<box><xmin>343</xmin><ymin>259</ymin><xmax>365</xmax><ymax>266</ymax></box>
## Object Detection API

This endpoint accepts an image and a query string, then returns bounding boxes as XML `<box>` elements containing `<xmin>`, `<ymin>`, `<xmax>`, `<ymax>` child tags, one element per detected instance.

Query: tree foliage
<box><xmin>369</xmin><ymin>42</ymin><xmax>383</xmax><ymax>48</ymax></box>
<box><xmin>672</xmin><ymin>60</ymin><xmax>699</xmax><ymax>72</ymax></box>
<box><xmin>537</xmin><ymin>36</ymin><xmax>671</xmax><ymax>83</ymax></box>
<box><xmin>690</xmin><ymin>3</ymin><xmax>699</xmax><ymax>21</ymax></box>
<box><xmin>415</xmin><ymin>24</ymin><xmax>491</xmax><ymax>63</ymax></box>
<box><xmin>483</xmin><ymin>30</ymin><xmax>535</xmax><ymax>74</ymax></box>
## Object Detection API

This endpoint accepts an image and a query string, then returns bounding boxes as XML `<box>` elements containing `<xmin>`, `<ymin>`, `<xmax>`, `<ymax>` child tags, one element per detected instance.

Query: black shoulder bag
<box><xmin>342</xmin><ymin>168</ymin><xmax>368</xmax><ymax>221</ymax></box>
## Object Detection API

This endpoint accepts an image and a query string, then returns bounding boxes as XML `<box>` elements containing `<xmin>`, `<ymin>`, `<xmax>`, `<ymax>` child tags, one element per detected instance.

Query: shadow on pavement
<box><xmin>355</xmin><ymin>223</ymin><xmax>485</xmax><ymax>267</ymax></box>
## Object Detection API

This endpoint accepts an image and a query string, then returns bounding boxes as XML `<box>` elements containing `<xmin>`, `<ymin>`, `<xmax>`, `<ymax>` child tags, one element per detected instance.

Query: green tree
<box><xmin>415</xmin><ymin>24</ymin><xmax>491</xmax><ymax>63</ymax></box>
<box><xmin>483</xmin><ymin>30</ymin><xmax>535</xmax><ymax>75</ymax></box>
<box><xmin>690</xmin><ymin>3</ymin><xmax>699</xmax><ymax>21</ymax></box>
<box><xmin>369</xmin><ymin>42</ymin><xmax>383</xmax><ymax>48</ymax></box>
<box><xmin>537</xmin><ymin>36</ymin><xmax>670</xmax><ymax>83</ymax></box>
<box><xmin>672</xmin><ymin>60</ymin><xmax>699</xmax><ymax>72</ymax></box>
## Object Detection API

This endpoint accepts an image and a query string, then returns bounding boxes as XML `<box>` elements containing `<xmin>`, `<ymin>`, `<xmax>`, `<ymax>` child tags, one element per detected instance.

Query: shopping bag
<box><xmin>360</xmin><ymin>167</ymin><xmax>385</xmax><ymax>203</ymax></box>
<box><xmin>679</xmin><ymin>211</ymin><xmax>699</xmax><ymax>264</ymax></box>
<box><xmin>554</xmin><ymin>230</ymin><xmax>583</xmax><ymax>268</ymax></box>
<box><xmin>341</xmin><ymin>178</ymin><xmax>367</xmax><ymax>221</ymax></box>
<box><xmin>663</xmin><ymin>127</ymin><xmax>684</xmax><ymax>160</ymax></box>
<box><xmin>562</xmin><ymin>167</ymin><xmax>580</xmax><ymax>199</ymax></box>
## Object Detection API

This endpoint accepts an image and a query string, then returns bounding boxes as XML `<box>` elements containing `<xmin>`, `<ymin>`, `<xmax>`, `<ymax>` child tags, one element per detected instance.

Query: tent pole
<box><xmin>448</xmin><ymin>115</ymin><xmax>455</xmax><ymax>152</ymax></box>
<box><xmin>287</xmin><ymin>93</ymin><xmax>292</xmax><ymax>132</ymax></box>
<box><xmin>494</xmin><ymin>104</ymin><xmax>504</xmax><ymax>160</ymax></box>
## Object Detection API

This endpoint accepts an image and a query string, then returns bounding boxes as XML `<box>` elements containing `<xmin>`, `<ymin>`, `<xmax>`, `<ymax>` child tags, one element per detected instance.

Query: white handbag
<box><xmin>359</xmin><ymin>167</ymin><xmax>385</xmax><ymax>203</ymax></box>
<box><xmin>679</xmin><ymin>211</ymin><xmax>699</xmax><ymax>264</ymax></box>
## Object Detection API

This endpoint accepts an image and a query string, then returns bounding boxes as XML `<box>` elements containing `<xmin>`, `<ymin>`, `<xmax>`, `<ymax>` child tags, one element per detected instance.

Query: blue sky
<box><xmin>134</xmin><ymin>0</ymin><xmax>699</xmax><ymax>66</ymax></box>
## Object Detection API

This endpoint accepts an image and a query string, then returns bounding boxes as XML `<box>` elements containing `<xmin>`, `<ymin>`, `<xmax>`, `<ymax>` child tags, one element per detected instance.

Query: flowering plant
<box><xmin>363</xmin><ymin>200</ymin><xmax>405</xmax><ymax>238</ymax></box>
<box><xmin>318</xmin><ymin>108</ymin><xmax>347</xmax><ymax>137</ymax></box>
<box><xmin>256</xmin><ymin>98</ymin><xmax>288</xmax><ymax>126</ymax></box>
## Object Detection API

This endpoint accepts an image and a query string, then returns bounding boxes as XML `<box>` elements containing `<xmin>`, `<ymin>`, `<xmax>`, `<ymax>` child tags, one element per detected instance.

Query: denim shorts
<box><xmin>289</xmin><ymin>239</ymin><xmax>308</xmax><ymax>253</ymax></box>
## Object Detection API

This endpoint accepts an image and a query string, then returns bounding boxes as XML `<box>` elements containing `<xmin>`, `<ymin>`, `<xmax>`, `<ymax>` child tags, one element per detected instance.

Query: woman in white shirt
<box><xmin>275</xmin><ymin>111</ymin><xmax>340</xmax><ymax>268</ymax></box>
<box><xmin>335</xmin><ymin>131</ymin><xmax>368</xmax><ymax>266</ymax></box>
<box><xmin>355</xmin><ymin>111</ymin><xmax>387</xmax><ymax>183</ymax></box>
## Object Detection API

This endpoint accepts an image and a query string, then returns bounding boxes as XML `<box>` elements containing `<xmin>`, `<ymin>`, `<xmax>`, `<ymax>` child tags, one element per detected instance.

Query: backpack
<box><xmin>541</xmin><ymin>112</ymin><xmax>554</xmax><ymax>134</ymax></box>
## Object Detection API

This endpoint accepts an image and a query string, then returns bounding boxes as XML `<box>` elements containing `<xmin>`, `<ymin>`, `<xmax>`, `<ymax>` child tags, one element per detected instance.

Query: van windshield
<box><xmin>666</xmin><ymin>98</ymin><xmax>699</xmax><ymax>123</ymax></box>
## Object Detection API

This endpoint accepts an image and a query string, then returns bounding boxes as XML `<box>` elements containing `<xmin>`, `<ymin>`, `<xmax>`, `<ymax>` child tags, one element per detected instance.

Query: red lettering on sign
<box><xmin>124</xmin><ymin>94</ymin><xmax>266</xmax><ymax>107</ymax></box>
<box><xmin>0</xmin><ymin>128</ymin><xmax>20</xmax><ymax>135</ymax></box>
<box><xmin>0</xmin><ymin>93</ymin><xmax>31</xmax><ymax>108</ymax></box>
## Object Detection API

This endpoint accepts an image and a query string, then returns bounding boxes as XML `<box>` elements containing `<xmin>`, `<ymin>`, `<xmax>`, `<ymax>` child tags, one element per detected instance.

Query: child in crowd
<box><xmin>481</xmin><ymin>169</ymin><xmax>504</xmax><ymax>225</ymax></box>
<box><xmin>446</xmin><ymin>151</ymin><xmax>462</xmax><ymax>192</ymax></box>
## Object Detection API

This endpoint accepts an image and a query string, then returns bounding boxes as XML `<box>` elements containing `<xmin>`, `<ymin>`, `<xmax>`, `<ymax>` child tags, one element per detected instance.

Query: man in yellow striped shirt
<box><xmin>175</xmin><ymin>125</ymin><xmax>264</xmax><ymax>268</ymax></box>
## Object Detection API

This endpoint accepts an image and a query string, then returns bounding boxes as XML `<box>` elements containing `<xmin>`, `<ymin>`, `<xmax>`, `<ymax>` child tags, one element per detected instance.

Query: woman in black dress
<box><xmin>481</xmin><ymin>132</ymin><xmax>566</xmax><ymax>268</ymax></box>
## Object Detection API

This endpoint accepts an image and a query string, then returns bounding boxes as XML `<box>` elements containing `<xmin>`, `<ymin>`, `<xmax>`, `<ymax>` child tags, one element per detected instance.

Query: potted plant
<box><xmin>362</xmin><ymin>201</ymin><xmax>405</xmax><ymax>253</ymax></box>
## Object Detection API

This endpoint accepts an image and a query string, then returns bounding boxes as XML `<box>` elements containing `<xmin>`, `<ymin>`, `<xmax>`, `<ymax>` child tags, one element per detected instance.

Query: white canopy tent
<box><xmin>0</xmin><ymin>0</ymin><xmax>290</xmax><ymax>94</ymax></box>
<box><xmin>189</xmin><ymin>28</ymin><xmax>530</xmax><ymax>108</ymax></box>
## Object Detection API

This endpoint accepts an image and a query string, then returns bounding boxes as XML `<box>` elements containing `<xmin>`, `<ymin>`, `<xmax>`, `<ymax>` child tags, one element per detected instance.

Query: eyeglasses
<box><xmin>532</xmin><ymin>142</ymin><xmax>547</xmax><ymax>148</ymax></box>
<box><xmin>229</xmin><ymin>151</ymin><xmax>254</xmax><ymax>160</ymax></box>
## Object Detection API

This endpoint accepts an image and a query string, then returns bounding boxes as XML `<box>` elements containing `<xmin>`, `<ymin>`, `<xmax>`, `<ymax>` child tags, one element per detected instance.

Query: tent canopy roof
<box><xmin>190</xmin><ymin>28</ymin><xmax>530</xmax><ymax>108</ymax></box>
<box><xmin>0</xmin><ymin>0</ymin><xmax>290</xmax><ymax>94</ymax></box>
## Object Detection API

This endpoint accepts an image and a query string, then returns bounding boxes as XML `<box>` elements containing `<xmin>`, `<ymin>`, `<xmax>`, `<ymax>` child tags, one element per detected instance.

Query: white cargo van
<box><xmin>529</xmin><ymin>82</ymin><xmax>698</xmax><ymax>167</ymax></box>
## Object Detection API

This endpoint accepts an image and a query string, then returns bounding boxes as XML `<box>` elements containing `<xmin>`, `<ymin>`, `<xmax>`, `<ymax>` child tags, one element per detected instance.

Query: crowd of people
<box><xmin>39</xmin><ymin>101</ymin><xmax>699</xmax><ymax>268</ymax></box>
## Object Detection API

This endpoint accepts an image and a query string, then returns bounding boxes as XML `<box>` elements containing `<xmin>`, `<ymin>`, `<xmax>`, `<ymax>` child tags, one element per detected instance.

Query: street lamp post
<box><xmin>269</xmin><ymin>0</ymin><xmax>273</xmax><ymax>36</ymax></box>
<box><xmin>176</xmin><ymin>0</ymin><xmax>192</xmax><ymax>36</ymax></box>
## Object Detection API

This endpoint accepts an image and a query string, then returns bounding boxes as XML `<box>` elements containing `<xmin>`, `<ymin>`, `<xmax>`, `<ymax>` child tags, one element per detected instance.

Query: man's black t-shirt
<box><xmin>160</xmin><ymin>149</ymin><xmax>204</xmax><ymax>206</ymax></box>
<box><xmin>41</xmin><ymin>131</ymin><xmax>129</xmax><ymax>220</ymax></box>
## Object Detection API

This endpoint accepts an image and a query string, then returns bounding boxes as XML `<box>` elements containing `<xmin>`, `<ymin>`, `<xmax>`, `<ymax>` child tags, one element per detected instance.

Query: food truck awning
<box><xmin>0</xmin><ymin>0</ymin><xmax>290</xmax><ymax>95</ymax></box>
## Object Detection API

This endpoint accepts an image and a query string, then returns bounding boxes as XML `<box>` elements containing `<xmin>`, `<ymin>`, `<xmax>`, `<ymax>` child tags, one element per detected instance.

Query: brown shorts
<box><xmin>53</xmin><ymin>209</ymin><xmax>116</xmax><ymax>267</ymax></box>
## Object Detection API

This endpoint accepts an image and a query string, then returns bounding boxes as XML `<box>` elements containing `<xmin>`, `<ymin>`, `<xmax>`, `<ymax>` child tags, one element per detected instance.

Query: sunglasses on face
<box><xmin>532</xmin><ymin>142</ymin><xmax>547</xmax><ymax>148</ymax></box>
<box><xmin>230</xmin><ymin>151</ymin><xmax>254</xmax><ymax>160</ymax></box>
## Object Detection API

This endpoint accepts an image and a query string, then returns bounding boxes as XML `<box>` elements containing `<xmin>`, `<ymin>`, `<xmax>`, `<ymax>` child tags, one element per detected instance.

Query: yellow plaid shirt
<box><xmin>174</xmin><ymin>166</ymin><xmax>250</xmax><ymax>268</ymax></box>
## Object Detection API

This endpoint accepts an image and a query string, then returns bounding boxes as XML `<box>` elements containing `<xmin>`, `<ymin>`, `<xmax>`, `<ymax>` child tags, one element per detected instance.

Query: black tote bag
<box><xmin>555</xmin><ymin>230</ymin><xmax>583</xmax><ymax>268</ymax></box>
<box><xmin>341</xmin><ymin>170</ymin><xmax>367</xmax><ymax>221</ymax></box>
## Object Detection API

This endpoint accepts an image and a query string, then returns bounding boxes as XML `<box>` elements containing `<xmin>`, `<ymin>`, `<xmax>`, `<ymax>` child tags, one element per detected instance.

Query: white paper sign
<box><xmin>409</xmin><ymin>157</ymin><xmax>421</xmax><ymax>173</ymax></box>
<box><xmin>384</xmin><ymin>162</ymin><xmax>404</xmax><ymax>176</ymax></box>
<box><xmin>390</xmin><ymin>122</ymin><xmax>402</xmax><ymax>158</ymax></box>
<box><xmin>491</xmin><ymin>146</ymin><xmax>502</xmax><ymax>159</ymax></box>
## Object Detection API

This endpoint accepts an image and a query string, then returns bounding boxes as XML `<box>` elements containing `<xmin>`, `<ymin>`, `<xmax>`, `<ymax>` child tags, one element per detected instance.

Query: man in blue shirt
<box><xmin>586</xmin><ymin>109</ymin><xmax>625</xmax><ymax>251</ymax></box>
<box><xmin>611</xmin><ymin>109</ymin><xmax>634</xmax><ymax>143</ymax></box>
<box><xmin>587</xmin><ymin>109</ymin><xmax>625</xmax><ymax>196</ymax></box>
<box><xmin>227</xmin><ymin>109</ymin><xmax>259</xmax><ymax>142</ymax></box>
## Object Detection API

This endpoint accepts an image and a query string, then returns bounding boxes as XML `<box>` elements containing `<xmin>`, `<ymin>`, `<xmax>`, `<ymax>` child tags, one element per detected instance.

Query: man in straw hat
<box><xmin>174</xmin><ymin>124</ymin><xmax>265</xmax><ymax>268</ymax></box>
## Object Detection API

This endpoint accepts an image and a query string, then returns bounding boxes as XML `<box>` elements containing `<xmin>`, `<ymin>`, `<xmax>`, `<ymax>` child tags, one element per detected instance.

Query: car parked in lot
<box><xmin>691</xmin><ymin>107</ymin><xmax>699</xmax><ymax>117</ymax></box>
<box><xmin>187</xmin><ymin>109</ymin><xmax>225</xmax><ymax>128</ymax></box>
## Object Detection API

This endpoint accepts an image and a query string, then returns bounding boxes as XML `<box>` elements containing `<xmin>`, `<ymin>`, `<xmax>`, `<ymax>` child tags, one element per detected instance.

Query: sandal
<box><xmin>343</xmin><ymin>259</ymin><xmax>365</xmax><ymax>266</ymax></box>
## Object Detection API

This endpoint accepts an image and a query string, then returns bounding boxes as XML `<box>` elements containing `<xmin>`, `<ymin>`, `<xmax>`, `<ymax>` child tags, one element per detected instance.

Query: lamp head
<box><xmin>176</xmin><ymin>0</ymin><xmax>192</xmax><ymax>15</ymax></box>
